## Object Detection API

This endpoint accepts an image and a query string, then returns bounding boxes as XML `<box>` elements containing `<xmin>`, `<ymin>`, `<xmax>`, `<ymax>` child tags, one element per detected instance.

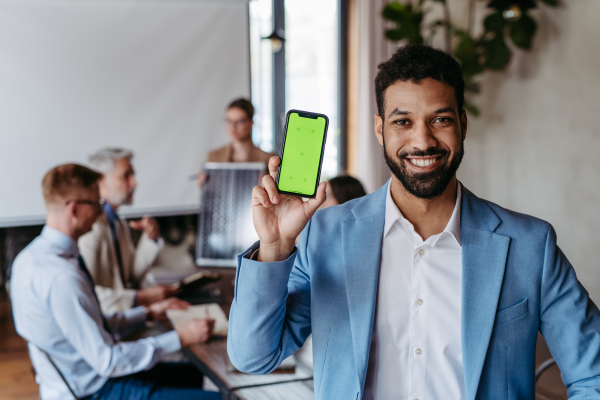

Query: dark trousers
<box><xmin>90</xmin><ymin>362</ymin><xmax>221</xmax><ymax>400</ymax></box>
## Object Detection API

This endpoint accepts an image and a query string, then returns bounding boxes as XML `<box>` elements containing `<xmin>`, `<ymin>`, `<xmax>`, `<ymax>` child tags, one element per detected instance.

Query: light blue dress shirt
<box><xmin>11</xmin><ymin>226</ymin><xmax>181</xmax><ymax>400</ymax></box>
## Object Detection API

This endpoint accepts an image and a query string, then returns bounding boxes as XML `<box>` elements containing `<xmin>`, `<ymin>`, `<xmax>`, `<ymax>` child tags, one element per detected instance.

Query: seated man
<box><xmin>79</xmin><ymin>148</ymin><xmax>176</xmax><ymax>313</ymax></box>
<box><xmin>11</xmin><ymin>164</ymin><xmax>220</xmax><ymax>400</ymax></box>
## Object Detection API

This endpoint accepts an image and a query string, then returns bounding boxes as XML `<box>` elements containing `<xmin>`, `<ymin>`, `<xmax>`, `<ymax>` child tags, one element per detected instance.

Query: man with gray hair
<box><xmin>79</xmin><ymin>148</ymin><xmax>177</xmax><ymax>313</ymax></box>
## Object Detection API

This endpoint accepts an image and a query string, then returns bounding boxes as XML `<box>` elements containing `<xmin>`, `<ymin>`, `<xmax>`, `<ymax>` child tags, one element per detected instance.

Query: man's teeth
<box><xmin>409</xmin><ymin>158</ymin><xmax>437</xmax><ymax>167</ymax></box>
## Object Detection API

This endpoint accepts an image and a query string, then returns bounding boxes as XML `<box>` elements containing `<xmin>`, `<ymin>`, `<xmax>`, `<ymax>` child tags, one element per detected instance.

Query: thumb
<box><xmin>305</xmin><ymin>182</ymin><xmax>327</xmax><ymax>214</ymax></box>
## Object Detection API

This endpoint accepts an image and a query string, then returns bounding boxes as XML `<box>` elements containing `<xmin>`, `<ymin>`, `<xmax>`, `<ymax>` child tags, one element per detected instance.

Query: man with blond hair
<box><xmin>79</xmin><ymin>148</ymin><xmax>176</xmax><ymax>313</ymax></box>
<box><xmin>11</xmin><ymin>163</ymin><xmax>219</xmax><ymax>400</ymax></box>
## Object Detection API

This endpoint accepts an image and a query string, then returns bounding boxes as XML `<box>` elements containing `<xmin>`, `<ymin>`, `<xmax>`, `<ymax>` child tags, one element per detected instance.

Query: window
<box><xmin>250</xmin><ymin>0</ymin><xmax>340</xmax><ymax>179</ymax></box>
<box><xmin>285</xmin><ymin>0</ymin><xmax>339</xmax><ymax>180</ymax></box>
<box><xmin>249</xmin><ymin>0</ymin><xmax>274</xmax><ymax>153</ymax></box>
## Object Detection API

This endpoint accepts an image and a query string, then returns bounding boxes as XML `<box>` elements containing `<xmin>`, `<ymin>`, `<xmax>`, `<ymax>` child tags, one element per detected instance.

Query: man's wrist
<box><xmin>257</xmin><ymin>240</ymin><xmax>295</xmax><ymax>262</ymax></box>
<box><xmin>145</xmin><ymin>307</ymin><xmax>154</xmax><ymax>322</ymax></box>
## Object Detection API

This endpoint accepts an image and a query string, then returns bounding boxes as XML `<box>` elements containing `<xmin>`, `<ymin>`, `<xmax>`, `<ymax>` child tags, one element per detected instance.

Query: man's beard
<box><xmin>383</xmin><ymin>134</ymin><xmax>464</xmax><ymax>200</ymax></box>
<box><xmin>109</xmin><ymin>190</ymin><xmax>134</xmax><ymax>207</ymax></box>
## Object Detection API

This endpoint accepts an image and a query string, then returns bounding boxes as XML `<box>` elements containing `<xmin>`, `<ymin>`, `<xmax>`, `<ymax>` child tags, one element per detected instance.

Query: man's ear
<box><xmin>97</xmin><ymin>177</ymin><xmax>107</xmax><ymax>196</ymax></box>
<box><xmin>66</xmin><ymin>201</ymin><xmax>77</xmax><ymax>219</ymax></box>
<box><xmin>374</xmin><ymin>114</ymin><xmax>384</xmax><ymax>146</ymax></box>
<box><xmin>460</xmin><ymin>109</ymin><xmax>468</xmax><ymax>141</ymax></box>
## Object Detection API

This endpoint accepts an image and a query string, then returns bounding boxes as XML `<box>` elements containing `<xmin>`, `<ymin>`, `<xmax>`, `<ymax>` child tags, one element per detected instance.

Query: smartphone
<box><xmin>276</xmin><ymin>110</ymin><xmax>329</xmax><ymax>198</ymax></box>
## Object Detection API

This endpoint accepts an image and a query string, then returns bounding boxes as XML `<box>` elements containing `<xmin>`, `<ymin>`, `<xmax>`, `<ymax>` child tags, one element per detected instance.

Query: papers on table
<box><xmin>166</xmin><ymin>303</ymin><xmax>229</xmax><ymax>337</ymax></box>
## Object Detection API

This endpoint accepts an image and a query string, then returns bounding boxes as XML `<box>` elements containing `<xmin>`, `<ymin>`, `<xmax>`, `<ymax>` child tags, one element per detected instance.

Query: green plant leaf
<box><xmin>484</xmin><ymin>12</ymin><xmax>506</xmax><ymax>32</ymax></box>
<box><xmin>464</xmin><ymin>80</ymin><xmax>481</xmax><ymax>94</ymax></box>
<box><xmin>463</xmin><ymin>100</ymin><xmax>480</xmax><ymax>117</ymax></box>
<box><xmin>382</xmin><ymin>2</ymin><xmax>408</xmax><ymax>23</ymax></box>
<box><xmin>539</xmin><ymin>0</ymin><xmax>559</xmax><ymax>6</ymax></box>
<box><xmin>385</xmin><ymin>28</ymin><xmax>407</xmax><ymax>41</ymax></box>
<box><xmin>484</xmin><ymin>34</ymin><xmax>511</xmax><ymax>70</ymax></box>
<box><xmin>510</xmin><ymin>13</ymin><xmax>537</xmax><ymax>49</ymax></box>
<box><xmin>382</xmin><ymin>2</ymin><xmax>424</xmax><ymax>44</ymax></box>
<box><xmin>454</xmin><ymin>33</ymin><xmax>484</xmax><ymax>77</ymax></box>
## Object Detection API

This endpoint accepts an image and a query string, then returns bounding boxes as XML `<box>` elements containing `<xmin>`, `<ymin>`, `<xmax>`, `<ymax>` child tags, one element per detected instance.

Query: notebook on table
<box><xmin>166</xmin><ymin>303</ymin><xmax>229</xmax><ymax>337</ymax></box>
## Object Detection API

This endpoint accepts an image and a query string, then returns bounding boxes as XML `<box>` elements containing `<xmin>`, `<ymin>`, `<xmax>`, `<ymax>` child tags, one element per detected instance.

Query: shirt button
<box><xmin>416</xmin><ymin>299</ymin><xmax>423</xmax><ymax>305</ymax></box>
<box><xmin>415</xmin><ymin>348</ymin><xmax>422</xmax><ymax>355</ymax></box>
<box><xmin>418</xmin><ymin>249</ymin><xmax>425</xmax><ymax>256</ymax></box>
<box><xmin>403</xmin><ymin>222</ymin><xmax>408</xmax><ymax>227</ymax></box>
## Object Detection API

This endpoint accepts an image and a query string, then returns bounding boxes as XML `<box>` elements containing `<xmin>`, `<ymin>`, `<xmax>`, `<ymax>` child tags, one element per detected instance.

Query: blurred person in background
<box><xmin>197</xmin><ymin>98</ymin><xmax>273</xmax><ymax>187</ymax></box>
<box><xmin>320</xmin><ymin>175</ymin><xmax>367</xmax><ymax>209</ymax></box>
<box><xmin>11</xmin><ymin>164</ymin><xmax>219</xmax><ymax>400</ymax></box>
<box><xmin>207</xmin><ymin>98</ymin><xmax>273</xmax><ymax>164</ymax></box>
<box><xmin>79</xmin><ymin>148</ymin><xmax>176</xmax><ymax>313</ymax></box>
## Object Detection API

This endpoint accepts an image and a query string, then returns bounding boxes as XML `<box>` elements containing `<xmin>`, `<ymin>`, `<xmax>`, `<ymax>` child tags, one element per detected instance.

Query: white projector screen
<box><xmin>0</xmin><ymin>0</ymin><xmax>250</xmax><ymax>227</ymax></box>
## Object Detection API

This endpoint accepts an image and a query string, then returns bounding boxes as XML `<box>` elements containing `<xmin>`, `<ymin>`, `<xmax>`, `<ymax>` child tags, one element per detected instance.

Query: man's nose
<box><xmin>409</xmin><ymin>121</ymin><xmax>438</xmax><ymax>151</ymax></box>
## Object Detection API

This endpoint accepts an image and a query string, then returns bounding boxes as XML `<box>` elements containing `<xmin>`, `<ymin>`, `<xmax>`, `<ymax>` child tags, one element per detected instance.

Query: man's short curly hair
<box><xmin>375</xmin><ymin>45</ymin><xmax>464</xmax><ymax>120</ymax></box>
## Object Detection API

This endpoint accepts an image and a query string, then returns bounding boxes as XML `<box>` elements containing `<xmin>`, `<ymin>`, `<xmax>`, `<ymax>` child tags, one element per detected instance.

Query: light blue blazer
<box><xmin>228</xmin><ymin>182</ymin><xmax>600</xmax><ymax>399</ymax></box>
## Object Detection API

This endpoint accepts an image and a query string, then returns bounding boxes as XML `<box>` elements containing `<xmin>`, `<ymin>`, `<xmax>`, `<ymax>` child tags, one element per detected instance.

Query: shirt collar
<box><xmin>384</xmin><ymin>181</ymin><xmax>462</xmax><ymax>246</ymax></box>
<box><xmin>41</xmin><ymin>226</ymin><xmax>80</xmax><ymax>258</ymax></box>
<box><xmin>103</xmin><ymin>200</ymin><xmax>119</xmax><ymax>224</ymax></box>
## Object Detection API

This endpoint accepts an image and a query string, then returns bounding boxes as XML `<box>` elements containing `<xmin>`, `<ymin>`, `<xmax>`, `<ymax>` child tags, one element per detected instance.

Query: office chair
<box><xmin>535</xmin><ymin>357</ymin><xmax>557</xmax><ymax>382</ymax></box>
<box><xmin>29</xmin><ymin>343</ymin><xmax>84</xmax><ymax>400</ymax></box>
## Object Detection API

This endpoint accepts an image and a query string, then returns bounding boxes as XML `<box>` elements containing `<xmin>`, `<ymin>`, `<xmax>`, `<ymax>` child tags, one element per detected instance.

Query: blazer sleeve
<box><xmin>539</xmin><ymin>225</ymin><xmax>600</xmax><ymax>398</ymax></box>
<box><xmin>95</xmin><ymin>286</ymin><xmax>137</xmax><ymax>314</ymax></box>
<box><xmin>227</xmin><ymin>219</ymin><xmax>313</xmax><ymax>374</ymax></box>
<box><xmin>132</xmin><ymin>232</ymin><xmax>164</xmax><ymax>283</ymax></box>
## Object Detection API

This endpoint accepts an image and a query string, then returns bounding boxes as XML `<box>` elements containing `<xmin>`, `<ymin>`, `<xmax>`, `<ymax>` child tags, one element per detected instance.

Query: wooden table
<box><xmin>234</xmin><ymin>380</ymin><xmax>314</xmax><ymax>400</ymax></box>
<box><xmin>180</xmin><ymin>266</ymin><xmax>314</xmax><ymax>400</ymax></box>
<box><xmin>185</xmin><ymin>338</ymin><xmax>313</xmax><ymax>400</ymax></box>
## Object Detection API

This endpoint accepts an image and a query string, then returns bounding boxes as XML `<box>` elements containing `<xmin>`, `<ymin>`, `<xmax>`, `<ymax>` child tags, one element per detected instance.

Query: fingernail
<box><xmin>265</xmin><ymin>200</ymin><xmax>271</xmax><ymax>206</ymax></box>
<box><xmin>273</xmin><ymin>196</ymin><xmax>279</xmax><ymax>202</ymax></box>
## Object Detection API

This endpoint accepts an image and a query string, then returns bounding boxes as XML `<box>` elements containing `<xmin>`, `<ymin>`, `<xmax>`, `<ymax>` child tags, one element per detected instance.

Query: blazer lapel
<box><xmin>99</xmin><ymin>215</ymin><xmax>121</xmax><ymax>285</ymax></box>
<box><xmin>342</xmin><ymin>182</ymin><xmax>388</xmax><ymax>388</ymax></box>
<box><xmin>460</xmin><ymin>187</ymin><xmax>511</xmax><ymax>400</ymax></box>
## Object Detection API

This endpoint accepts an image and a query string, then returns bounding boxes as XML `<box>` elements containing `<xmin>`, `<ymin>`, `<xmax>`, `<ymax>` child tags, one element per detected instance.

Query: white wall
<box><xmin>0</xmin><ymin>0</ymin><xmax>250</xmax><ymax>226</ymax></box>
<box><xmin>458</xmin><ymin>1</ymin><xmax>600</xmax><ymax>303</ymax></box>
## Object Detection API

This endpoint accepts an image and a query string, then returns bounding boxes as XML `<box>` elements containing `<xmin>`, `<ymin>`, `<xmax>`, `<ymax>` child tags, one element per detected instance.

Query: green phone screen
<box><xmin>277</xmin><ymin>112</ymin><xmax>327</xmax><ymax>196</ymax></box>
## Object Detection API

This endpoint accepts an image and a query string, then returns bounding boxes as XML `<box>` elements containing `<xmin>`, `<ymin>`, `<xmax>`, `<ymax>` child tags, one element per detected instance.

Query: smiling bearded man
<box><xmin>227</xmin><ymin>44</ymin><xmax>600</xmax><ymax>400</ymax></box>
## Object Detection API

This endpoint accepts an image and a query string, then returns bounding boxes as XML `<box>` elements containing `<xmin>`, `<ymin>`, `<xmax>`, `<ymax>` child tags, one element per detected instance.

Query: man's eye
<box><xmin>394</xmin><ymin>119</ymin><xmax>410</xmax><ymax>125</ymax></box>
<box><xmin>435</xmin><ymin>117</ymin><xmax>450</xmax><ymax>123</ymax></box>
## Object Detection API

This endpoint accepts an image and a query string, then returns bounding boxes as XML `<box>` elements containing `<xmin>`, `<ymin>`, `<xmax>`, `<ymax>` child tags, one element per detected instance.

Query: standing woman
<box><xmin>207</xmin><ymin>98</ymin><xmax>273</xmax><ymax>164</ymax></box>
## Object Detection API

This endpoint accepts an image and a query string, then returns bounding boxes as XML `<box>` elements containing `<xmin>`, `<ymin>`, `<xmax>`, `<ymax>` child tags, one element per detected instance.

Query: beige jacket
<box><xmin>78</xmin><ymin>213</ymin><xmax>163</xmax><ymax>313</ymax></box>
<box><xmin>207</xmin><ymin>143</ymin><xmax>273</xmax><ymax>164</ymax></box>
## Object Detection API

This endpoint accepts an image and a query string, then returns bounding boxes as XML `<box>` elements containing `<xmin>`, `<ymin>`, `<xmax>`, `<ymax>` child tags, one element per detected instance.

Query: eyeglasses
<box><xmin>225</xmin><ymin>118</ymin><xmax>250</xmax><ymax>127</ymax></box>
<box><xmin>65</xmin><ymin>198</ymin><xmax>104</xmax><ymax>211</ymax></box>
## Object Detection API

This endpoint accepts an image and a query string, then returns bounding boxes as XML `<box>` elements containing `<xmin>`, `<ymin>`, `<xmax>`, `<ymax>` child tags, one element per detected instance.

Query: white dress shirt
<box><xmin>11</xmin><ymin>226</ymin><xmax>180</xmax><ymax>400</ymax></box>
<box><xmin>363</xmin><ymin>182</ymin><xmax>465</xmax><ymax>400</ymax></box>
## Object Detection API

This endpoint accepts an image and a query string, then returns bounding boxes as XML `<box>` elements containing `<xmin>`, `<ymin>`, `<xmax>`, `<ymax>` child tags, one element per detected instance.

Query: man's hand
<box><xmin>177</xmin><ymin>318</ymin><xmax>215</xmax><ymax>347</ymax></box>
<box><xmin>129</xmin><ymin>216</ymin><xmax>160</xmax><ymax>241</ymax></box>
<box><xmin>137</xmin><ymin>285</ymin><xmax>180</xmax><ymax>306</ymax></box>
<box><xmin>196</xmin><ymin>172</ymin><xmax>207</xmax><ymax>188</ymax></box>
<box><xmin>252</xmin><ymin>156</ymin><xmax>326</xmax><ymax>262</ymax></box>
<box><xmin>147</xmin><ymin>297</ymin><xmax>190</xmax><ymax>322</ymax></box>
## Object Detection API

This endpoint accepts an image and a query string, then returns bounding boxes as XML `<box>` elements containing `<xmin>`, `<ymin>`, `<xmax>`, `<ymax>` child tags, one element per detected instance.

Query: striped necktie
<box><xmin>77</xmin><ymin>255</ymin><xmax>116</xmax><ymax>343</ymax></box>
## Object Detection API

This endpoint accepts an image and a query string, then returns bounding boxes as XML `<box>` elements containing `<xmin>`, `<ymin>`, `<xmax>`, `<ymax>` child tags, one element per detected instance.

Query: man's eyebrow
<box><xmin>434</xmin><ymin>107</ymin><xmax>457</xmax><ymax>115</ymax></box>
<box><xmin>388</xmin><ymin>108</ymin><xmax>411</xmax><ymax>118</ymax></box>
